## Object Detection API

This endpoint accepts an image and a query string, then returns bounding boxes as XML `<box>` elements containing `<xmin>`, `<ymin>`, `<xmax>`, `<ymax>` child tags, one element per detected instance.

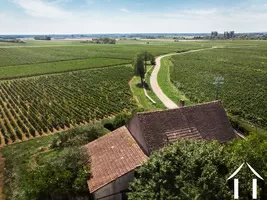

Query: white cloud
<box><xmin>49</xmin><ymin>0</ymin><xmax>73</xmax><ymax>5</ymax></box>
<box><xmin>10</xmin><ymin>0</ymin><xmax>73</xmax><ymax>19</ymax></box>
<box><xmin>183</xmin><ymin>9</ymin><xmax>218</xmax><ymax>15</ymax></box>
<box><xmin>120</xmin><ymin>8</ymin><xmax>130</xmax><ymax>13</ymax></box>
<box><xmin>1</xmin><ymin>3</ymin><xmax>267</xmax><ymax>34</ymax></box>
<box><xmin>85</xmin><ymin>0</ymin><xmax>95</xmax><ymax>4</ymax></box>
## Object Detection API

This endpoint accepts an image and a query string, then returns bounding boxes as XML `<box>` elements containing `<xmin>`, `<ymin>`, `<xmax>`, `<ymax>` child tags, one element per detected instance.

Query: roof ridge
<box><xmin>137</xmin><ymin>100</ymin><xmax>222</xmax><ymax>115</ymax></box>
<box><xmin>85</xmin><ymin>126</ymin><xmax>127</xmax><ymax>147</ymax></box>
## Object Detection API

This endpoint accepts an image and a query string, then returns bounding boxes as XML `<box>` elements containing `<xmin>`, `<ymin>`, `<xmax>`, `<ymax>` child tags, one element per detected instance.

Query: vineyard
<box><xmin>0</xmin><ymin>41</ymin><xmax>210</xmax><ymax>79</ymax></box>
<box><xmin>0</xmin><ymin>66</ymin><xmax>136</xmax><ymax>146</ymax></box>
<box><xmin>0</xmin><ymin>58</ymin><xmax>129</xmax><ymax>80</ymax></box>
<box><xmin>170</xmin><ymin>47</ymin><xmax>267</xmax><ymax>127</ymax></box>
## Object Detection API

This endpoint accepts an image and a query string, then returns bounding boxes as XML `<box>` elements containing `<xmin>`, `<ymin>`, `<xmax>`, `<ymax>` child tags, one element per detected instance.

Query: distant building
<box><xmin>224</xmin><ymin>31</ymin><xmax>229</xmax><ymax>39</ymax></box>
<box><xmin>211</xmin><ymin>31</ymin><xmax>218</xmax><ymax>38</ymax></box>
<box><xmin>230</xmin><ymin>31</ymin><xmax>235</xmax><ymax>38</ymax></box>
<box><xmin>224</xmin><ymin>31</ymin><xmax>235</xmax><ymax>39</ymax></box>
<box><xmin>86</xmin><ymin>101</ymin><xmax>240</xmax><ymax>199</ymax></box>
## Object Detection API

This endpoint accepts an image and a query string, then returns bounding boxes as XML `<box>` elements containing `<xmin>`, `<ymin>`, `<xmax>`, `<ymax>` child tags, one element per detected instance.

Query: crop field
<box><xmin>1</xmin><ymin>39</ymin><xmax>266</xmax><ymax>146</ymax></box>
<box><xmin>170</xmin><ymin>46</ymin><xmax>267</xmax><ymax>127</ymax></box>
<box><xmin>0</xmin><ymin>66</ymin><xmax>136</xmax><ymax>145</ymax></box>
<box><xmin>0</xmin><ymin>58</ymin><xmax>128</xmax><ymax>79</ymax></box>
<box><xmin>0</xmin><ymin>41</ymin><xmax>210</xmax><ymax>79</ymax></box>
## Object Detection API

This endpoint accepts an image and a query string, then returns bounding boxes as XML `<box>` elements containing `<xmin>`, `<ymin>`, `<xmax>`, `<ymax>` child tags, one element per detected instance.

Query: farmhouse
<box><xmin>86</xmin><ymin>101</ymin><xmax>238</xmax><ymax>200</ymax></box>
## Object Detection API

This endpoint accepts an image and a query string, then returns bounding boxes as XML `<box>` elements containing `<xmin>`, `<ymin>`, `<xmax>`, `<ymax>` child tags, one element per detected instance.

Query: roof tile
<box><xmin>86</xmin><ymin>126</ymin><xmax>148</xmax><ymax>193</ymax></box>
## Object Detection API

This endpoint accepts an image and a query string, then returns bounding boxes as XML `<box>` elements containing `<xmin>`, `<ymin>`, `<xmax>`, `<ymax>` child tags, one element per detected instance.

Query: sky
<box><xmin>0</xmin><ymin>0</ymin><xmax>267</xmax><ymax>34</ymax></box>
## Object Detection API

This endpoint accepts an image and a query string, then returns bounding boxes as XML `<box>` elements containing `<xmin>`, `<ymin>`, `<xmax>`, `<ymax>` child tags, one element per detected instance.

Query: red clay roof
<box><xmin>86</xmin><ymin>126</ymin><xmax>148</xmax><ymax>193</ymax></box>
<box><xmin>128</xmin><ymin>101</ymin><xmax>236</xmax><ymax>154</ymax></box>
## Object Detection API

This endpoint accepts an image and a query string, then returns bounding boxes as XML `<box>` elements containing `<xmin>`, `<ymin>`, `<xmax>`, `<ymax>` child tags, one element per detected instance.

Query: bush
<box><xmin>129</xmin><ymin>140</ymin><xmax>232</xmax><ymax>200</ymax></box>
<box><xmin>113</xmin><ymin>112</ymin><xmax>132</xmax><ymax>130</ymax></box>
<box><xmin>103</xmin><ymin>118</ymin><xmax>115</xmax><ymax>131</ymax></box>
<box><xmin>129</xmin><ymin>135</ymin><xmax>267</xmax><ymax>200</ymax></box>
<box><xmin>51</xmin><ymin>124</ymin><xmax>105</xmax><ymax>149</ymax></box>
<box><xmin>21</xmin><ymin>147</ymin><xmax>91</xmax><ymax>200</ymax></box>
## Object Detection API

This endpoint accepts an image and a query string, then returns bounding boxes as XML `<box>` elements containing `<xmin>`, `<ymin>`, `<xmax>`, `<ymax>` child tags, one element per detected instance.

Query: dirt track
<box><xmin>150</xmin><ymin>48</ymin><xmax>213</xmax><ymax>109</ymax></box>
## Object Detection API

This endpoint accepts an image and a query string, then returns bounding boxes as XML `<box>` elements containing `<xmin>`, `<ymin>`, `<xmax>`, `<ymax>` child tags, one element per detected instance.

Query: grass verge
<box><xmin>157</xmin><ymin>56</ymin><xmax>192</xmax><ymax>106</ymax></box>
<box><xmin>129</xmin><ymin>66</ymin><xmax>165</xmax><ymax>111</ymax></box>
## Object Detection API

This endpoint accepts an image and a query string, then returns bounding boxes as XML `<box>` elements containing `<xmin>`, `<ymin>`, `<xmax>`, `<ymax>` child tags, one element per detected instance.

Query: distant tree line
<box><xmin>81</xmin><ymin>38</ymin><xmax>116</xmax><ymax>44</ymax></box>
<box><xmin>34</xmin><ymin>35</ymin><xmax>52</xmax><ymax>40</ymax></box>
<box><xmin>0</xmin><ymin>39</ymin><xmax>25</xmax><ymax>43</ymax></box>
<box><xmin>173</xmin><ymin>36</ymin><xmax>186</xmax><ymax>40</ymax></box>
<box><xmin>194</xmin><ymin>31</ymin><xmax>267</xmax><ymax>40</ymax></box>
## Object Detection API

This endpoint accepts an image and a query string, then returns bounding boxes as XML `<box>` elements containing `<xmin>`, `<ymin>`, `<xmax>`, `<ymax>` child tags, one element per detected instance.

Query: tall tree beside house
<box><xmin>129</xmin><ymin>140</ymin><xmax>232</xmax><ymax>200</ymax></box>
<box><xmin>128</xmin><ymin>135</ymin><xmax>267</xmax><ymax>200</ymax></box>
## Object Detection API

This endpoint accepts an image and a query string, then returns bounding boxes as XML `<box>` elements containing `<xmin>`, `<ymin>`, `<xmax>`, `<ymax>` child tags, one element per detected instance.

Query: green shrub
<box><xmin>51</xmin><ymin>124</ymin><xmax>105</xmax><ymax>149</ymax></box>
<box><xmin>113</xmin><ymin>112</ymin><xmax>132</xmax><ymax>130</ymax></box>
<box><xmin>21</xmin><ymin>147</ymin><xmax>91</xmax><ymax>200</ymax></box>
<box><xmin>129</xmin><ymin>135</ymin><xmax>267</xmax><ymax>200</ymax></box>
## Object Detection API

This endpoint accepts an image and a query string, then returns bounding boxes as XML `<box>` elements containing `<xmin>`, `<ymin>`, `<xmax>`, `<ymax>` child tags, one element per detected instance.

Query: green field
<box><xmin>0</xmin><ymin>39</ymin><xmax>267</xmax><ymax>145</ymax></box>
<box><xmin>0</xmin><ymin>40</ymin><xmax>210</xmax><ymax>79</ymax></box>
<box><xmin>0</xmin><ymin>66</ymin><xmax>136</xmax><ymax>145</ymax></box>
<box><xmin>0</xmin><ymin>58</ymin><xmax>128</xmax><ymax>79</ymax></box>
<box><xmin>170</xmin><ymin>46</ymin><xmax>267</xmax><ymax>128</ymax></box>
<box><xmin>0</xmin><ymin>39</ymin><xmax>213</xmax><ymax>146</ymax></box>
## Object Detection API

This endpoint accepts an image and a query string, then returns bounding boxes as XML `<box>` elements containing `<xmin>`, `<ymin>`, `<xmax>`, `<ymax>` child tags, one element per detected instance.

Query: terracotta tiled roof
<box><xmin>128</xmin><ymin>101</ymin><xmax>236</xmax><ymax>154</ymax></box>
<box><xmin>86</xmin><ymin>126</ymin><xmax>148</xmax><ymax>193</ymax></box>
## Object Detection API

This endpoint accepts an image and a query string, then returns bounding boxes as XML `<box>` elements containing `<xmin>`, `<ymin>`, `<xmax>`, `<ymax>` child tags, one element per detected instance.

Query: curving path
<box><xmin>150</xmin><ymin>48</ymin><xmax>214</xmax><ymax>109</ymax></box>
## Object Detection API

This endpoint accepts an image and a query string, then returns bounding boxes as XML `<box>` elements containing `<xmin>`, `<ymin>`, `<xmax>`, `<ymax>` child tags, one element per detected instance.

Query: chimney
<box><xmin>179</xmin><ymin>100</ymin><xmax>185</xmax><ymax>107</ymax></box>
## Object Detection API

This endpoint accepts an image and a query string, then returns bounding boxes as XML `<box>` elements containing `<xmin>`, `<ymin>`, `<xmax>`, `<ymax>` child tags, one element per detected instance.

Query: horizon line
<box><xmin>1</xmin><ymin>31</ymin><xmax>267</xmax><ymax>36</ymax></box>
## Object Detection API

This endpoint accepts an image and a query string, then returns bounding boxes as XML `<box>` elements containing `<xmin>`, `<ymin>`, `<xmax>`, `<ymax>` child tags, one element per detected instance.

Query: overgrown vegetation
<box><xmin>51</xmin><ymin>124</ymin><xmax>105</xmax><ymax>148</ymax></box>
<box><xmin>129</xmin><ymin>134</ymin><xmax>267</xmax><ymax>200</ymax></box>
<box><xmin>21</xmin><ymin>147</ymin><xmax>90</xmax><ymax>200</ymax></box>
<box><xmin>0</xmin><ymin>123</ymin><xmax>106</xmax><ymax>200</ymax></box>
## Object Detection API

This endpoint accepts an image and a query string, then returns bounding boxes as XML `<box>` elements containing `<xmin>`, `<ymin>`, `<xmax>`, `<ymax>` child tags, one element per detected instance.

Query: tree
<box><xmin>133</xmin><ymin>53</ymin><xmax>145</xmax><ymax>85</ymax></box>
<box><xmin>225</xmin><ymin>134</ymin><xmax>267</xmax><ymax>200</ymax></box>
<box><xmin>113</xmin><ymin>112</ymin><xmax>132</xmax><ymax>129</ymax></box>
<box><xmin>133</xmin><ymin>51</ymin><xmax>155</xmax><ymax>85</ymax></box>
<box><xmin>34</xmin><ymin>35</ymin><xmax>51</xmax><ymax>40</ymax></box>
<box><xmin>129</xmin><ymin>140</ymin><xmax>232</xmax><ymax>200</ymax></box>
<box><xmin>150</xmin><ymin>56</ymin><xmax>156</xmax><ymax>65</ymax></box>
<box><xmin>140</xmin><ymin>51</ymin><xmax>154</xmax><ymax>72</ymax></box>
<box><xmin>21</xmin><ymin>147</ymin><xmax>91</xmax><ymax>200</ymax></box>
<box><xmin>129</xmin><ymin>135</ymin><xmax>267</xmax><ymax>200</ymax></box>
